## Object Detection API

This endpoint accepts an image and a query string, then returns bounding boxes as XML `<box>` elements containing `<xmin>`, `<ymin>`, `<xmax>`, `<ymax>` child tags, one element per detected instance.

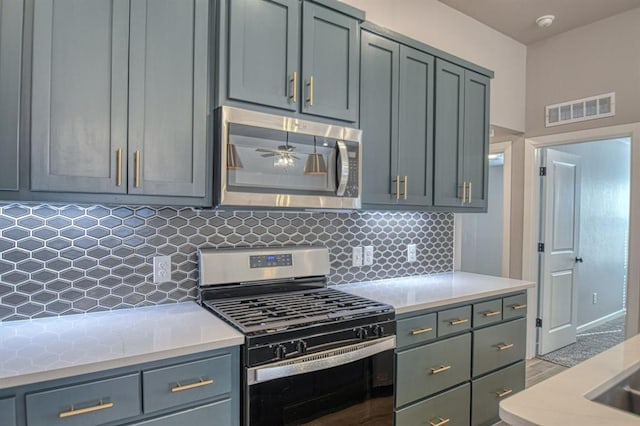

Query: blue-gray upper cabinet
<box><xmin>434</xmin><ymin>59</ymin><xmax>490</xmax><ymax>210</ymax></box>
<box><xmin>224</xmin><ymin>0</ymin><xmax>361</xmax><ymax>123</ymax></box>
<box><xmin>0</xmin><ymin>0</ymin><xmax>23</xmax><ymax>192</ymax></box>
<box><xmin>0</xmin><ymin>396</ymin><xmax>16</xmax><ymax>426</ymax></box>
<box><xmin>128</xmin><ymin>0</ymin><xmax>209</xmax><ymax>197</ymax></box>
<box><xmin>31</xmin><ymin>0</ymin><xmax>129</xmax><ymax>193</ymax></box>
<box><xmin>360</xmin><ymin>31</ymin><xmax>433</xmax><ymax>208</ymax></box>
<box><xmin>227</xmin><ymin>0</ymin><xmax>299</xmax><ymax>112</ymax></box>
<box><xmin>301</xmin><ymin>1</ymin><xmax>359</xmax><ymax>122</ymax></box>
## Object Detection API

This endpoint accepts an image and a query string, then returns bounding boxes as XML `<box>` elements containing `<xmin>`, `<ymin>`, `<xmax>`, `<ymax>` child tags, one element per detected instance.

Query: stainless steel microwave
<box><xmin>215</xmin><ymin>107</ymin><xmax>362</xmax><ymax>209</ymax></box>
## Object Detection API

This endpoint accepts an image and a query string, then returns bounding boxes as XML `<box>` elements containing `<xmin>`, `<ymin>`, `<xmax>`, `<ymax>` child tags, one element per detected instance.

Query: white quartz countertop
<box><xmin>336</xmin><ymin>272</ymin><xmax>535</xmax><ymax>314</ymax></box>
<box><xmin>0</xmin><ymin>302</ymin><xmax>244</xmax><ymax>390</ymax></box>
<box><xmin>500</xmin><ymin>334</ymin><xmax>640</xmax><ymax>425</ymax></box>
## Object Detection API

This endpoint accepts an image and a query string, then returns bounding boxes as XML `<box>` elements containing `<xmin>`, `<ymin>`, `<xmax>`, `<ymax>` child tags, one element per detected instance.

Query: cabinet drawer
<box><xmin>473</xmin><ymin>299</ymin><xmax>502</xmax><ymax>327</ymax></box>
<box><xmin>396</xmin><ymin>383</ymin><xmax>470</xmax><ymax>426</ymax></box>
<box><xmin>437</xmin><ymin>305</ymin><xmax>471</xmax><ymax>337</ymax></box>
<box><xmin>473</xmin><ymin>318</ymin><xmax>526</xmax><ymax>377</ymax></box>
<box><xmin>397</xmin><ymin>313</ymin><xmax>437</xmax><ymax>348</ymax></box>
<box><xmin>396</xmin><ymin>333</ymin><xmax>471</xmax><ymax>407</ymax></box>
<box><xmin>503</xmin><ymin>293</ymin><xmax>527</xmax><ymax>320</ymax></box>
<box><xmin>133</xmin><ymin>399</ymin><xmax>231</xmax><ymax>426</ymax></box>
<box><xmin>143</xmin><ymin>354</ymin><xmax>231</xmax><ymax>413</ymax></box>
<box><xmin>0</xmin><ymin>397</ymin><xmax>16</xmax><ymax>426</ymax></box>
<box><xmin>26</xmin><ymin>373</ymin><xmax>140</xmax><ymax>426</ymax></box>
<box><xmin>472</xmin><ymin>361</ymin><xmax>525</xmax><ymax>426</ymax></box>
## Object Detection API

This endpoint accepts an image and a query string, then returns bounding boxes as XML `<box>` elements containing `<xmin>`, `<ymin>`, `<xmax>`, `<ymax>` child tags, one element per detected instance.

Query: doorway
<box><xmin>536</xmin><ymin>138</ymin><xmax>630</xmax><ymax>364</ymax></box>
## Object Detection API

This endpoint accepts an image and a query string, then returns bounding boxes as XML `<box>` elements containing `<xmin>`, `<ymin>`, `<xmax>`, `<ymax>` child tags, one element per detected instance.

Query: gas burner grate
<box><xmin>203</xmin><ymin>288</ymin><xmax>390</xmax><ymax>334</ymax></box>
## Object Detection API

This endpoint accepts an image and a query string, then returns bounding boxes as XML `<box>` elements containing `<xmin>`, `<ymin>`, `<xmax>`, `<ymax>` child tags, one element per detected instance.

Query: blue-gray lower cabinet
<box><xmin>0</xmin><ymin>396</ymin><xmax>16</xmax><ymax>426</ymax></box>
<box><xmin>0</xmin><ymin>0</ymin><xmax>23</xmax><ymax>192</ymax></box>
<box><xmin>394</xmin><ymin>292</ymin><xmax>527</xmax><ymax>426</ymax></box>
<box><xmin>3</xmin><ymin>347</ymin><xmax>239</xmax><ymax>426</ymax></box>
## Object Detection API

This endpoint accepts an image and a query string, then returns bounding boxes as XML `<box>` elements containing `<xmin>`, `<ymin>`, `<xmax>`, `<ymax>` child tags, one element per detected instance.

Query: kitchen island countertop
<box><xmin>0</xmin><ymin>302</ymin><xmax>244</xmax><ymax>389</ymax></box>
<box><xmin>336</xmin><ymin>271</ymin><xmax>535</xmax><ymax>314</ymax></box>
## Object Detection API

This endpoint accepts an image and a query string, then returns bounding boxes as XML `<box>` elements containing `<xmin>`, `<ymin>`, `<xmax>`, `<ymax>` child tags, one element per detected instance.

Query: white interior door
<box><xmin>538</xmin><ymin>148</ymin><xmax>582</xmax><ymax>355</ymax></box>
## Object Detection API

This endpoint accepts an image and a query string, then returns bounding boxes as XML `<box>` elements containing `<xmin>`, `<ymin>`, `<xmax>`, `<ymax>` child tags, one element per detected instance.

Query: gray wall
<box><xmin>460</xmin><ymin>162</ymin><xmax>503</xmax><ymax>276</ymax></box>
<box><xmin>0</xmin><ymin>204</ymin><xmax>454</xmax><ymax>322</ymax></box>
<box><xmin>526</xmin><ymin>8</ymin><xmax>640</xmax><ymax>137</ymax></box>
<box><xmin>555</xmin><ymin>139</ymin><xmax>630</xmax><ymax>327</ymax></box>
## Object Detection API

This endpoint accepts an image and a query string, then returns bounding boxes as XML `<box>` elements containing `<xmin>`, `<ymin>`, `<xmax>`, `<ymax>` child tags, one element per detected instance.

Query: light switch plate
<box><xmin>407</xmin><ymin>244</ymin><xmax>417</xmax><ymax>262</ymax></box>
<box><xmin>364</xmin><ymin>246</ymin><xmax>374</xmax><ymax>266</ymax></box>
<box><xmin>352</xmin><ymin>247</ymin><xmax>363</xmax><ymax>267</ymax></box>
<box><xmin>153</xmin><ymin>255</ymin><xmax>172</xmax><ymax>283</ymax></box>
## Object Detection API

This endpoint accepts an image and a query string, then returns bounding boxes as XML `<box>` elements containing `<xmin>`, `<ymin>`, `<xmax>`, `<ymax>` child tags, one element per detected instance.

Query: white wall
<box><xmin>341</xmin><ymin>0</ymin><xmax>527</xmax><ymax>132</ymax></box>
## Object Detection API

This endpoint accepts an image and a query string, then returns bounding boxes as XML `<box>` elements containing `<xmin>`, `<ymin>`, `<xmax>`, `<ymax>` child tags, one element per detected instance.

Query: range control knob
<box><xmin>372</xmin><ymin>325</ymin><xmax>385</xmax><ymax>337</ymax></box>
<box><xmin>274</xmin><ymin>344</ymin><xmax>287</xmax><ymax>360</ymax></box>
<box><xmin>296</xmin><ymin>340</ymin><xmax>308</xmax><ymax>354</ymax></box>
<box><xmin>356</xmin><ymin>328</ymin><xmax>368</xmax><ymax>339</ymax></box>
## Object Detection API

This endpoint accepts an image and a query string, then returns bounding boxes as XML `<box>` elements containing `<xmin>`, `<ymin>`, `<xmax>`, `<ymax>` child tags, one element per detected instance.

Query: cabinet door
<box><xmin>228</xmin><ymin>0</ymin><xmax>299</xmax><ymax>111</ymax></box>
<box><xmin>433</xmin><ymin>59</ymin><xmax>464</xmax><ymax>207</ymax></box>
<box><xmin>128</xmin><ymin>0</ymin><xmax>208</xmax><ymax>197</ymax></box>
<box><xmin>0</xmin><ymin>396</ymin><xmax>16</xmax><ymax>426</ymax></box>
<box><xmin>463</xmin><ymin>70</ymin><xmax>490</xmax><ymax>209</ymax></box>
<box><xmin>397</xmin><ymin>46</ymin><xmax>434</xmax><ymax>207</ymax></box>
<box><xmin>301</xmin><ymin>2</ymin><xmax>359</xmax><ymax>122</ymax></box>
<box><xmin>31</xmin><ymin>0</ymin><xmax>129</xmax><ymax>193</ymax></box>
<box><xmin>360</xmin><ymin>31</ymin><xmax>399</xmax><ymax>206</ymax></box>
<box><xmin>0</xmin><ymin>0</ymin><xmax>23</xmax><ymax>191</ymax></box>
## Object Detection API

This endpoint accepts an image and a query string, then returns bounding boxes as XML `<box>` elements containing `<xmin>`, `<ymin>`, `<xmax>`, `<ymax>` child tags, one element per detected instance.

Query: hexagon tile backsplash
<box><xmin>0</xmin><ymin>203</ymin><xmax>454</xmax><ymax>321</ymax></box>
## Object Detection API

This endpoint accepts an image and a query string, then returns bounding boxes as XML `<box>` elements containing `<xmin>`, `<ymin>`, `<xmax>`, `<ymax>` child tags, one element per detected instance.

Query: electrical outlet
<box><xmin>352</xmin><ymin>247</ymin><xmax>363</xmax><ymax>267</ymax></box>
<box><xmin>407</xmin><ymin>244</ymin><xmax>417</xmax><ymax>262</ymax></box>
<box><xmin>364</xmin><ymin>246</ymin><xmax>374</xmax><ymax>266</ymax></box>
<box><xmin>592</xmin><ymin>292</ymin><xmax>598</xmax><ymax>304</ymax></box>
<box><xmin>153</xmin><ymin>255</ymin><xmax>172</xmax><ymax>283</ymax></box>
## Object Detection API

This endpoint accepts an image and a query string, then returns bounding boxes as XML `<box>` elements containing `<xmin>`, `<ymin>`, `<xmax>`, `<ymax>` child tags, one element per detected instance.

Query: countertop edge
<box><xmin>0</xmin><ymin>336</ymin><xmax>244</xmax><ymax>390</ymax></box>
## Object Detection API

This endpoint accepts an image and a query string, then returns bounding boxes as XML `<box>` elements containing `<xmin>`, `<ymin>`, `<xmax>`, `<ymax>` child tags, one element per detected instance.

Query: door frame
<box><xmin>522</xmin><ymin>123</ymin><xmax>640</xmax><ymax>358</ymax></box>
<box><xmin>454</xmin><ymin>141</ymin><xmax>512</xmax><ymax>277</ymax></box>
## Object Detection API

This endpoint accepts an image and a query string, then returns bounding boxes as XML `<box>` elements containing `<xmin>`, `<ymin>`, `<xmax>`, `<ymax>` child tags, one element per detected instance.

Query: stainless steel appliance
<box><xmin>198</xmin><ymin>246</ymin><xmax>395</xmax><ymax>425</ymax></box>
<box><xmin>215</xmin><ymin>107</ymin><xmax>362</xmax><ymax>209</ymax></box>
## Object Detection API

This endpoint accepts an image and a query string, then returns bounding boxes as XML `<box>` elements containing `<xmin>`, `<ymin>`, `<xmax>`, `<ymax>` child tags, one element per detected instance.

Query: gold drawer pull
<box><xmin>430</xmin><ymin>416</ymin><xmax>451</xmax><ymax>426</ymax></box>
<box><xmin>511</xmin><ymin>304</ymin><xmax>527</xmax><ymax>310</ymax></box>
<box><xmin>449</xmin><ymin>318</ymin><xmax>468</xmax><ymax>326</ymax></box>
<box><xmin>496</xmin><ymin>388</ymin><xmax>513</xmax><ymax>398</ymax></box>
<box><xmin>171</xmin><ymin>378</ymin><xmax>214</xmax><ymax>393</ymax></box>
<box><xmin>411</xmin><ymin>327</ymin><xmax>433</xmax><ymax>335</ymax></box>
<box><xmin>290</xmin><ymin>71</ymin><xmax>297</xmax><ymax>103</ymax></box>
<box><xmin>59</xmin><ymin>400</ymin><xmax>114</xmax><ymax>418</ymax></box>
<box><xmin>483</xmin><ymin>311</ymin><xmax>501</xmax><ymax>318</ymax></box>
<box><xmin>134</xmin><ymin>150</ymin><xmax>141</xmax><ymax>188</ymax></box>
<box><xmin>306</xmin><ymin>75</ymin><xmax>314</xmax><ymax>106</ymax></box>
<box><xmin>497</xmin><ymin>343</ymin><xmax>514</xmax><ymax>351</ymax></box>
<box><xmin>430</xmin><ymin>365</ymin><xmax>451</xmax><ymax>375</ymax></box>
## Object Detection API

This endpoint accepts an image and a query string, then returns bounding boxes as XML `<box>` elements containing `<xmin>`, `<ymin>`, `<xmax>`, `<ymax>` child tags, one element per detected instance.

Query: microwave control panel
<box><xmin>344</xmin><ymin>147</ymin><xmax>359</xmax><ymax>198</ymax></box>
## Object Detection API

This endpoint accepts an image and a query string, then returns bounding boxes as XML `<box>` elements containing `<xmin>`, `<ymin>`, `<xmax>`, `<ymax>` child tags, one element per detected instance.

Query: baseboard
<box><xmin>577</xmin><ymin>309</ymin><xmax>626</xmax><ymax>333</ymax></box>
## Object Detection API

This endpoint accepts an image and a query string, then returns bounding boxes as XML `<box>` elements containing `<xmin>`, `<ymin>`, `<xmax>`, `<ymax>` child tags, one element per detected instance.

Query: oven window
<box><xmin>249</xmin><ymin>350</ymin><xmax>394</xmax><ymax>426</ymax></box>
<box><xmin>227</xmin><ymin>123</ymin><xmax>338</xmax><ymax>195</ymax></box>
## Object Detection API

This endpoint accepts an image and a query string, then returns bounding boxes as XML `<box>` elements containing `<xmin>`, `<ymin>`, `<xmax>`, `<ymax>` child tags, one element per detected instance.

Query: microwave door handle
<box><xmin>336</xmin><ymin>141</ymin><xmax>349</xmax><ymax>196</ymax></box>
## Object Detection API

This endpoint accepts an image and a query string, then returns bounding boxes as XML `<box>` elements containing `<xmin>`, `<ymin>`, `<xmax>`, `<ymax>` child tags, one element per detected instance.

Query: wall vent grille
<box><xmin>545</xmin><ymin>92</ymin><xmax>615</xmax><ymax>127</ymax></box>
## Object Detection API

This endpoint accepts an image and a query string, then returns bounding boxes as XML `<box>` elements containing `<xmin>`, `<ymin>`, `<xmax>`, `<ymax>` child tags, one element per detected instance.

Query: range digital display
<box><xmin>249</xmin><ymin>253</ymin><xmax>293</xmax><ymax>269</ymax></box>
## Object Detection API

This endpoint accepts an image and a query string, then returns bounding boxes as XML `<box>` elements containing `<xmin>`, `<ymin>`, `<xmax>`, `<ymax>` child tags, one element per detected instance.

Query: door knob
<box><xmin>575</xmin><ymin>257</ymin><xmax>584</xmax><ymax>263</ymax></box>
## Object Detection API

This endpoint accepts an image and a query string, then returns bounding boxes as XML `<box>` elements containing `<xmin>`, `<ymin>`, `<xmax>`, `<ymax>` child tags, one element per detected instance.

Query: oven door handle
<box><xmin>335</xmin><ymin>141</ymin><xmax>349</xmax><ymax>196</ymax></box>
<box><xmin>247</xmin><ymin>336</ymin><xmax>395</xmax><ymax>385</ymax></box>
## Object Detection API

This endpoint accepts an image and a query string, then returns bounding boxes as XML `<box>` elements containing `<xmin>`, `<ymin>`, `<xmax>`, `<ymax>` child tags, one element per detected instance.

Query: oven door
<box><xmin>246</xmin><ymin>337</ymin><xmax>395</xmax><ymax>426</ymax></box>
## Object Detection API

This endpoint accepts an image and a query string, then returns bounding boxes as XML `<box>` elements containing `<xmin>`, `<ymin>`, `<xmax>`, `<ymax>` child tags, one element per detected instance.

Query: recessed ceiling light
<box><xmin>536</xmin><ymin>15</ymin><xmax>555</xmax><ymax>28</ymax></box>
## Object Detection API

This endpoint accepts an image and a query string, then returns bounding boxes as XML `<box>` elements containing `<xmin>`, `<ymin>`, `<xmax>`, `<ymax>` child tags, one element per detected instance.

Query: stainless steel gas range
<box><xmin>198</xmin><ymin>246</ymin><xmax>395</xmax><ymax>426</ymax></box>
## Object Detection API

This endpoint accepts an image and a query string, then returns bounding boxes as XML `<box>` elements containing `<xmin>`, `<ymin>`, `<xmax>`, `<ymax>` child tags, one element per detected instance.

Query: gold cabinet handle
<box><xmin>306</xmin><ymin>75</ymin><xmax>314</xmax><ymax>106</ymax></box>
<box><xmin>410</xmin><ymin>327</ymin><xmax>433</xmax><ymax>335</ymax></box>
<box><xmin>401</xmin><ymin>176</ymin><xmax>407</xmax><ymax>200</ymax></box>
<box><xmin>430</xmin><ymin>365</ymin><xmax>451</xmax><ymax>375</ymax></box>
<box><xmin>460</xmin><ymin>182</ymin><xmax>467</xmax><ymax>204</ymax></box>
<box><xmin>171</xmin><ymin>378</ymin><xmax>214</xmax><ymax>393</ymax></box>
<box><xmin>134</xmin><ymin>150</ymin><xmax>141</xmax><ymax>188</ymax></box>
<box><xmin>483</xmin><ymin>310</ymin><xmax>501</xmax><ymax>318</ymax></box>
<box><xmin>468</xmin><ymin>181</ymin><xmax>473</xmax><ymax>204</ymax></box>
<box><xmin>449</xmin><ymin>318</ymin><xmax>468</xmax><ymax>326</ymax></box>
<box><xmin>116</xmin><ymin>148</ymin><xmax>122</xmax><ymax>187</ymax></box>
<box><xmin>511</xmin><ymin>304</ymin><xmax>527</xmax><ymax>310</ymax></box>
<box><xmin>429</xmin><ymin>417</ymin><xmax>451</xmax><ymax>426</ymax></box>
<box><xmin>59</xmin><ymin>401</ymin><xmax>114</xmax><ymax>419</ymax></box>
<box><xmin>496</xmin><ymin>388</ymin><xmax>513</xmax><ymax>398</ymax></box>
<box><xmin>393</xmin><ymin>175</ymin><xmax>400</xmax><ymax>200</ymax></box>
<box><xmin>290</xmin><ymin>71</ymin><xmax>297</xmax><ymax>103</ymax></box>
<box><xmin>497</xmin><ymin>343</ymin><xmax>514</xmax><ymax>351</ymax></box>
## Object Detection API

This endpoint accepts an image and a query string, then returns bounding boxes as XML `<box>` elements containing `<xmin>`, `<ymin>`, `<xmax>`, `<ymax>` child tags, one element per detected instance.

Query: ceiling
<box><xmin>438</xmin><ymin>0</ymin><xmax>640</xmax><ymax>45</ymax></box>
